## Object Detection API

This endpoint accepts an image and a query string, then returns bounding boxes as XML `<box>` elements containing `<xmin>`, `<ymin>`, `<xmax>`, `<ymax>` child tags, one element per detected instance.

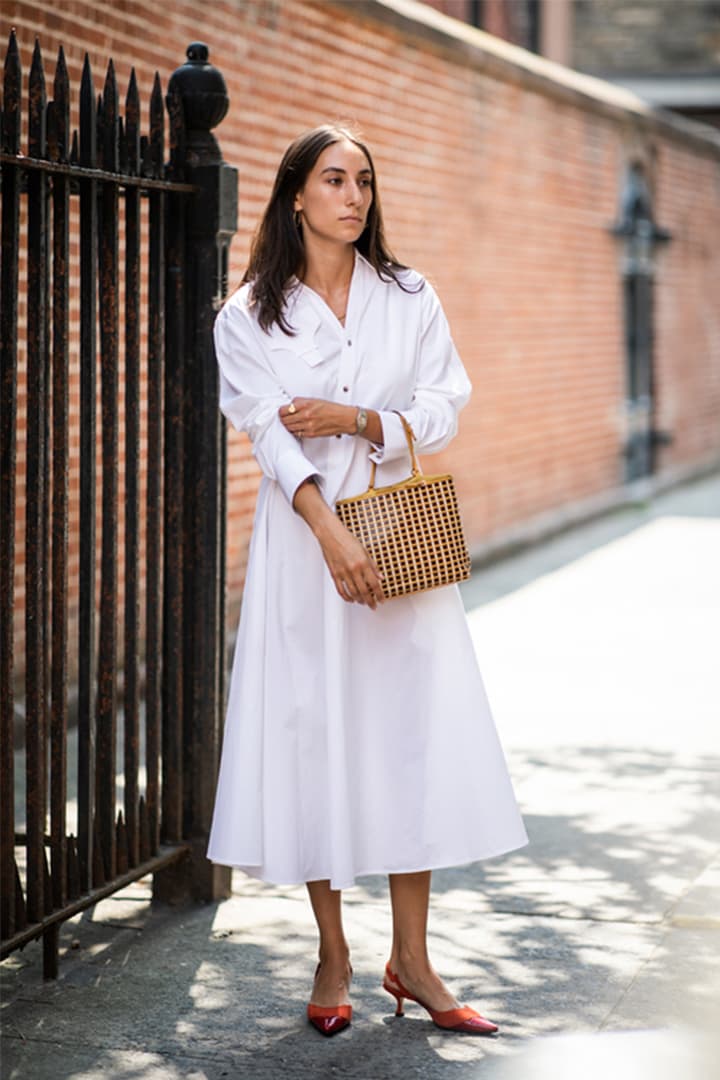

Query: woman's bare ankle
<box><xmin>388</xmin><ymin>951</ymin><xmax>460</xmax><ymax>1007</ymax></box>
<box><xmin>311</xmin><ymin>948</ymin><xmax>353</xmax><ymax>1007</ymax></box>
<box><xmin>389</xmin><ymin>945</ymin><xmax>430</xmax><ymax>977</ymax></box>
<box><xmin>318</xmin><ymin>942</ymin><xmax>352</xmax><ymax>976</ymax></box>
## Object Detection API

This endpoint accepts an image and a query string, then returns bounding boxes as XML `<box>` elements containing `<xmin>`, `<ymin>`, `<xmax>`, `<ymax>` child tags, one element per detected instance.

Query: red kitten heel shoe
<box><xmin>307</xmin><ymin>964</ymin><xmax>353</xmax><ymax>1037</ymax></box>
<box><xmin>382</xmin><ymin>964</ymin><xmax>498</xmax><ymax>1035</ymax></box>
<box><xmin>307</xmin><ymin>1002</ymin><xmax>352</xmax><ymax>1037</ymax></box>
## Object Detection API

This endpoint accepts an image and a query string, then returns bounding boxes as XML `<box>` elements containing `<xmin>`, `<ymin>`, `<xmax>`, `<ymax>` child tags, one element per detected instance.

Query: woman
<box><xmin>207</xmin><ymin>124</ymin><xmax>527</xmax><ymax>1037</ymax></box>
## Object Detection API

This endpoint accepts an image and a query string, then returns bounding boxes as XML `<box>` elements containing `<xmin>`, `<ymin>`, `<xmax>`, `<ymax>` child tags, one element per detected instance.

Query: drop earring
<box><xmin>294</xmin><ymin>210</ymin><xmax>302</xmax><ymax>228</ymax></box>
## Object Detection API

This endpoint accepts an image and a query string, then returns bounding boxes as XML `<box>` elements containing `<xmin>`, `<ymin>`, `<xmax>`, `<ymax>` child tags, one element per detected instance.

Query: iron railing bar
<box><xmin>162</xmin><ymin>186</ymin><xmax>185</xmax><ymax>844</ymax></box>
<box><xmin>76</xmin><ymin>52</ymin><xmax>97</xmax><ymax>895</ymax></box>
<box><xmin>49</xmin><ymin>45</ymin><xmax>71</xmax><ymax>911</ymax></box>
<box><xmin>0</xmin><ymin>29</ymin><xmax>22</xmax><ymax>942</ymax></box>
<box><xmin>41</xmin><ymin>169</ymin><xmax>52</xmax><ymax>919</ymax></box>
<box><xmin>25</xmin><ymin>38</ymin><xmax>49</xmax><ymax>926</ymax></box>
<box><xmin>145</xmin><ymin>185</ymin><xmax>164</xmax><ymax>857</ymax></box>
<box><xmin>95</xmin><ymin>58</ymin><xmax>120</xmax><ymax>885</ymax></box>
<box><xmin>0</xmin><ymin>843</ymin><xmax>192</xmax><ymax>958</ymax></box>
<box><xmin>0</xmin><ymin>151</ymin><xmax>197</xmax><ymax>191</ymax></box>
<box><xmin>144</xmin><ymin>71</ymin><xmax>166</xmax><ymax>857</ymax></box>
<box><xmin>123</xmin><ymin>126</ymin><xmax>141</xmax><ymax>869</ymax></box>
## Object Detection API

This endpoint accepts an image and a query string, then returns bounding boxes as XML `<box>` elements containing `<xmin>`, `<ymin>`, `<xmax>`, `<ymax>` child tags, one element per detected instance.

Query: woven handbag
<box><xmin>335</xmin><ymin>412</ymin><xmax>471</xmax><ymax>599</ymax></box>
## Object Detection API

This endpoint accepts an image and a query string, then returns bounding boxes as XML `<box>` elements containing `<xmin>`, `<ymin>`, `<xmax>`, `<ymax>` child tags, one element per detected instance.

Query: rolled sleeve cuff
<box><xmin>368</xmin><ymin>410</ymin><xmax>410</xmax><ymax>465</ymax></box>
<box><xmin>275</xmin><ymin>451</ymin><xmax>323</xmax><ymax>506</ymax></box>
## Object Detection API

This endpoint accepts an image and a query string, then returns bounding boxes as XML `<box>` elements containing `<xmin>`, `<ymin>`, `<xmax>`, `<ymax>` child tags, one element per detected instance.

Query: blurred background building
<box><xmin>422</xmin><ymin>0</ymin><xmax>720</xmax><ymax>128</ymax></box>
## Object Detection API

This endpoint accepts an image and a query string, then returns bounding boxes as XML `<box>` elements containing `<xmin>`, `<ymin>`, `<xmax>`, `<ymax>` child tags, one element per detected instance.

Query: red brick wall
<box><xmin>6</xmin><ymin>0</ymin><xmax>720</xmax><ymax>664</ymax></box>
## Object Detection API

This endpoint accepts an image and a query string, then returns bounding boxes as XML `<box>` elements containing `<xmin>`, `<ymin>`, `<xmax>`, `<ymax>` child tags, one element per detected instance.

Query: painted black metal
<box><xmin>161</xmin><ymin>81</ymin><xmax>186</xmax><ymax>845</ymax></box>
<box><xmin>49</xmin><ymin>45</ymin><xmax>70</xmax><ymax>915</ymax></box>
<box><xmin>1</xmin><ymin>842</ymin><xmax>191</xmax><ymax>959</ymax></box>
<box><xmin>0</xmin><ymin>30</ymin><xmax>236</xmax><ymax>977</ymax></box>
<box><xmin>96</xmin><ymin>58</ymin><xmax>120</xmax><ymax>887</ymax></box>
<box><xmin>124</xmin><ymin>67</ymin><xmax>141</xmax><ymax>870</ymax></box>
<box><xmin>77</xmin><ymin>50</ymin><xmax>98</xmax><ymax>896</ymax></box>
<box><xmin>611</xmin><ymin>162</ymin><xmax>672</xmax><ymax>482</ymax></box>
<box><xmin>0</xmin><ymin>27</ymin><xmax>22</xmax><ymax>943</ymax></box>
<box><xmin>25</xmin><ymin>38</ymin><xmax>49</xmax><ymax>927</ymax></box>
<box><xmin>0</xmin><ymin>152</ymin><xmax>195</xmax><ymax>190</ymax></box>
<box><xmin>169</xmin><ymin>44</ymin><xmax>236</xmax><ymax>899</ymax></box>
<box><xmin>145</xmin><ymin>74</ymin><xmax>166</xmax><ymax>857</ymax></box>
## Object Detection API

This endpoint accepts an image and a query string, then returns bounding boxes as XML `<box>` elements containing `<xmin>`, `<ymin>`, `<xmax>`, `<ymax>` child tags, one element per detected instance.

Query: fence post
<box><xmin>154</xmin><ymin>43</ymin><xmax>236</xmax><ymax>903</ymax></box>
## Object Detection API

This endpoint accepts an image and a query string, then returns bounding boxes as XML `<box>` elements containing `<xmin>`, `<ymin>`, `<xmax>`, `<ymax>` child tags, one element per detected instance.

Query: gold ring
<box><xmin>288</xmin><ymin>402</ymin><xmax>297</xmax><ymax>414</ymax></box>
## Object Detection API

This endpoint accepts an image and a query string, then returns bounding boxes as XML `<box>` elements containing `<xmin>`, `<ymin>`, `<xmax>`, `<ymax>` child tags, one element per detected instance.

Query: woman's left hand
<box><xmin>279</xmin><ymin>397</ymin><xmax>356</xmax><ymax>439</ymax></box>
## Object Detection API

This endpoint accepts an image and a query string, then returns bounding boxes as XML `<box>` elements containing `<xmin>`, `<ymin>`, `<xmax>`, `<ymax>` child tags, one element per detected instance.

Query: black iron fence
<box><xmin>0</xmin><ymin>31</ymin><xmax>236</xmax><ymax>978</ymax></box>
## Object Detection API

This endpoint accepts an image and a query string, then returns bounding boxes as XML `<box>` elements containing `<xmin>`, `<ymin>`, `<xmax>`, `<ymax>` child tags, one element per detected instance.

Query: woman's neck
<box><xmin>301</xmin><ymin>240</ymin><xmax>355</xmax><ymax>296</ymax></box>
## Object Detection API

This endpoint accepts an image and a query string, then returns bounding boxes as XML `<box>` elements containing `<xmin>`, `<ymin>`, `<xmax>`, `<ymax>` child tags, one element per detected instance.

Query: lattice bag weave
<box><xmin>335</xmin><ymin>413</ymin><xmax>471</xmax><ymax>599</ymax></box>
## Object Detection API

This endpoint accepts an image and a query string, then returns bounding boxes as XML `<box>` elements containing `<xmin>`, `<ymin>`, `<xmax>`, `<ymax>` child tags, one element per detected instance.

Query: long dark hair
<box><xmin>242</xmin><ymin>124</ymin><xmax>421</xmax><ymax>334</ymax></box>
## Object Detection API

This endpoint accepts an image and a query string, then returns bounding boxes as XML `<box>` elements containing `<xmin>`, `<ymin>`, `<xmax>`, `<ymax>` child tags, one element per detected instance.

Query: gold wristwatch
<box><xmin>355</xmin><ymin>407</ymin><xmax>368</xmax><ymax>435</ymax></box>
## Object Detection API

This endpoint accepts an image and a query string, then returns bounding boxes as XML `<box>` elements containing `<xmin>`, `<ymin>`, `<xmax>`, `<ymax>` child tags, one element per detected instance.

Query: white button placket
<box><xmin>338</xmin><ymin>335</ymin><xmax>355</xmax><ymax>424</ymax></box>
<box><xmin>325</xmin><ymin>331</ymin><xmax>358</xmax><ymax>498</ymax></box>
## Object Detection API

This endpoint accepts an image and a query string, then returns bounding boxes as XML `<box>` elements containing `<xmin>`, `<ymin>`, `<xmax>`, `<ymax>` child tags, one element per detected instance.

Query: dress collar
<box><xmin>287</xmin><ymin>248</ymin><xmax>377</xmax><ymax>298</ymax></box>
<box><xmin>285</xmin><ymin>248</ymin><xmax>378</xmax><ymax>334</ymax></box>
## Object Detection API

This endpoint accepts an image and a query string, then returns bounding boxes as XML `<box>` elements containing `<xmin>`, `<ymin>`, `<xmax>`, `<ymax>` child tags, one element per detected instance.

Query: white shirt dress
<box><xmin>206</xmin><ymin>251</ymin><xmax>528</xmax><ymax>890</ymax></box>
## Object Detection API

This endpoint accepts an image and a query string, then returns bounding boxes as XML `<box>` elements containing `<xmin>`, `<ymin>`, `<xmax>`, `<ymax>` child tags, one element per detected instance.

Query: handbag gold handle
<box><xmin>368</xmin><ymin>411</ymin><xmax>420</xmax><ymax>490</ymax></box>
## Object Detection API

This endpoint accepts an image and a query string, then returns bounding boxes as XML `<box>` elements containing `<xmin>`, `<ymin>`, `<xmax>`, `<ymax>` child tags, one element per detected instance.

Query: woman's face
<box><xmin>293</xmin><ymin>139</ymin><xmax>373</xmax><ymax>246</ymax></box>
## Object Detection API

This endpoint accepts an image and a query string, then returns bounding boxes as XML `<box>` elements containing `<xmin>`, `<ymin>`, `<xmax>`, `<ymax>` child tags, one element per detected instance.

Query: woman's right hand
<box><xmin>317</xmin><ymin>517</ymin><xmax>385</xmax><ymax>609</ymax></box>
<box><xmin>293</xmin><ymin>478</ymin><xmax>385</xmax><ymax>609</ymax></box>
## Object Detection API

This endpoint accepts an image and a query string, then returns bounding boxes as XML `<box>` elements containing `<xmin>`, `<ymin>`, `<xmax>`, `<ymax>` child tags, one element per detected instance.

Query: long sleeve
<box><xmin>370</xmin><ymin>281</ymin><xmax>471</xmax><ymax>465</ymax></box>
<box><xmin>214</xmin><ymin>296</ymin><xmax>321</xmax><ymax>505</ymax></box>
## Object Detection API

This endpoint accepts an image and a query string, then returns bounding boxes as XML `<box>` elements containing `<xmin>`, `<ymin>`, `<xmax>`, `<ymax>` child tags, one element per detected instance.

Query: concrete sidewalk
<box><xmin>3</xmin><ymin>473</ymin><xmax>719</xmax><ymax>1080</ymax></box>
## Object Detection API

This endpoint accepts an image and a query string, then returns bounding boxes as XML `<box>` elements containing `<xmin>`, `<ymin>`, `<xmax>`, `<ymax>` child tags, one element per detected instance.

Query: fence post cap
<box><xmin>167</xmin><ymin>42</ymin><xmax>229</xmax><ymax>164</ymax></box>
<box><xmin>186</xmin><ymin>42</ymin><xmax>209</xmax><ymax>63</ymax></box>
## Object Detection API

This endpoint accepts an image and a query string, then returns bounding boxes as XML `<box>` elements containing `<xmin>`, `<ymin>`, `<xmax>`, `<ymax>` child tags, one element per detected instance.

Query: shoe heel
<box><xmin>383</xmin><ymin>981</ymin><xmax>405</xmax><ymax>1017</ymax></box>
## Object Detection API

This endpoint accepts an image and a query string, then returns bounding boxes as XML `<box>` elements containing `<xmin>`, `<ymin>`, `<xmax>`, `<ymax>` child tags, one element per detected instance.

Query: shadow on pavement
<box><xmin>4</xmin><ymin>746</ymin><xmax>718</xmax><ymax>1079</ymax></box>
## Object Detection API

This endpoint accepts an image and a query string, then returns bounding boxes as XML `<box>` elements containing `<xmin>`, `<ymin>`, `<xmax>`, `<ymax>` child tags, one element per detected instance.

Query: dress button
<box><xmin>347</xmin><ymin>339</ymin><xmax>352</xmax><ymax>346</ymax></box>
<box><xmin>342</xmin><ymin>386</ymin><xmax>349</xmax><ymax>392</ymax></box>
<box><xmin>336</xmin><ymin>434</ymin><xmax>342</xmax><ymax>439</ymax></box>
